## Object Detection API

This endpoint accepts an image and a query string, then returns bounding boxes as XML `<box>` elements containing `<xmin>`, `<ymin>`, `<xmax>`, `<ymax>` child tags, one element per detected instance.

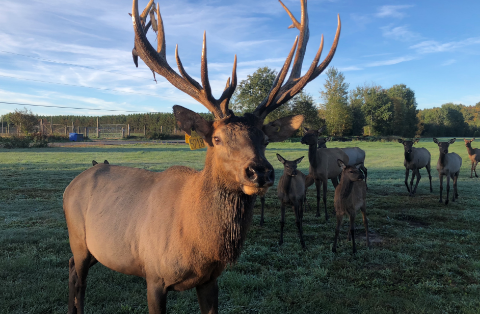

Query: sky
<box><xmin>0</xmin><ymin>0</ymin><xmax>479</xmax><ymax>117</ymax></box>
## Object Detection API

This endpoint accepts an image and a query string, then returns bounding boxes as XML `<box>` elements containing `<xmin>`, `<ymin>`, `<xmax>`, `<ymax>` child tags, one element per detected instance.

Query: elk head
<box><xmin>398</xmin><ymin>138</ymin><xmax>419</xmax><ymax>154</ymax></box>
<box><xmin>317</xmin><ymin>136</ymin><xmax>332</xmax><ymax>149</ymax></box>
<box><xmin>433</xmin><ymin>138</ymin><xmax>456</xmax><ymax>154</ymax></box>
<box><xmin>464</xmin><ymin>138</ymin><xmax>475</xmax><ymax>148</ymax></box>
<box><xmin>277</xmin><ymin>153</ymin><xmax>304</xmax><ymax>176</ymax></box>
<box><xmin>301</xmin><ymin>126</ymin><xmax>327</xmax><ymax>146</ymax></box>
<box><xmin>132</xmin><ymin>0</ymin><xmax>340</xmax><ymax>195</ymax></box>
<box><xmin>338</xmin><ymin>159</ymin><xmax>364</xmax><ymax>181</ymax></box>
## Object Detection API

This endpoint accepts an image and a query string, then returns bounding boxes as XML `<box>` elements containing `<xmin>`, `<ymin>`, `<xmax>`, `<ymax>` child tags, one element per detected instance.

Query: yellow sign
<box><xmin>185</xmin><ymin>133</ymin><xmax>191</xmax><ymax>144</ymax></box>
<box><xmin>188</xmin><ymin>130</ymin><xmax>206</xmax><ymax>150</ymax></box>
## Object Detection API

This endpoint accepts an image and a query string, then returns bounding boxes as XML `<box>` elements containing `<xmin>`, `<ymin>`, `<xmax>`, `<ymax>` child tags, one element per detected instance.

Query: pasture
<box><xmin>1</xmin><ymin>139</ymin><xmax>479</xmax><ymax>313</ymax></box>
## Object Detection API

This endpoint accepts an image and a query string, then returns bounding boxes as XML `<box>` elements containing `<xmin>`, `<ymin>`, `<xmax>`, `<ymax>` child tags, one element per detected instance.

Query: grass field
<box><xmin>1</xmin><ymin>139</ymin><xmax>479</xmax><ymax>313</ymax></box>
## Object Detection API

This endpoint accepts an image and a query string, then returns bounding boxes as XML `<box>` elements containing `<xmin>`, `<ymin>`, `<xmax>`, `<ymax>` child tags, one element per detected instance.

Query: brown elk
<box><xmin>433</xmin><ymin>138</ymin><xmax>462</xmax><ymax>205</ymax></box>
<box><xmin>464</xmin><ymin>138</ymin><xmax>480</xmax><ymax>178</ymax></box>
<box><xmin>398</xmin><ymin>139</ymin><xmax>432</xmax><ymax>196</ymax></box>
<box><xmin>63</xmin><ymin>0</ymin><xmax>341</xmax><ymax>313</ymax></box>
<box><xmin>332</xmin><ymin>160</ymin><xmax>368</xmax><ymax>254</ymax></box>
<box><xmin>301</xmin><ymin>127</ymin><xmax>349</xmax><ymax>221</ymax></box>
<box><xmin>91</xmin><ymin>160</ymin><xmax>109</xmax><ymax>166</ymax></box>
<box><xmin>276</xmin><ymin>154</ymin><xmax>307</xmax><ymax>248</ymax></box>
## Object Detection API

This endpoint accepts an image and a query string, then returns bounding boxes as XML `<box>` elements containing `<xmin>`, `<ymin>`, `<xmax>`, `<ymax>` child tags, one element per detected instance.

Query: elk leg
<box><xmin>349</xmin><ymin>215</ymin><xmax>356</xmax><ymax>254</ymax></box>
<box><xmin>471</xmin><ymin>161</ymin><xmax>474</xmax><ymax>178</ymax></box>
<box><xmin>294</xmin><ymin>203</ymin><xmax>306</xmax><ymax>249</ymax></box>
<box><xmin>314</xmin><ymin>179</ymin><xmax>321</xmax><ymax>218</ymax></box>
<box><xmin>409</xmin><ymin>169</ymin><xmax>416</xmax><ymax>196</ymax></box>
<box><xmin>453</xmin><ymin>172</ymin><xmax>459</xmax><ymax>200</ymax></box>
<box><xmin>146</xmin><ymin>279</ymin><xmax>167</xmax><ymax>314</ymax></box>
<box><xmin>322</xmin><ymin>179</ymin><xmax>328</xmax><ymax>221</ymax></box>
<box><xmin>412</xmin><ymin>168</ymin><xmax>421</xmax><ymax>195</ymax></box>
<box><xmin>445</xmin><ymin>174</ymin><xmax>450</xmax><ymax>205</ymax></box>
<box><xmin>426</xmin><ymin>163</ymin><xmax>433</xmax><ymax>192</ymax></box>
<box><xmin>68</xmin><ymin>257</ymin><xmax>78</xmax><ymax>314</ymax></box>
<box><xmin>279</xmin><ymin>203</ymin><xmax>286</xmax><ymax>245</ymax></box>
<box><xmin>439</xmin><ymin>174</ymin><xmax>443</xmax><ymax>203</ymax></box>
<box><xmin>404</xmin><ymin>168</ymin><xmax>410</xmax><ymax>193</ymax></box>
<box><xmin>70</xmin><ymin>252</ymin><xmax>93</xmax><ymax>314</ymax></box>
<box><xmin>196</xmin><ymin>278</ymin><xmax>219</xmax><ymax>314</ymax></box>
<box><xmin>474</xmin><ymin>161</ymin><xmax>479</xmax><ymax>178</ymax></box>
<box><xmin>332</xmin><ymin>214</ymin><xmax>343</xmax><ymax>253</ymax></box>
<box><xmin>260</xmin><ymin>196</ymin><xmax>265</xmax><ymax>226</ymax></box>
<box><xmin>361</xmin><ymin>207</ymin><xmax>370</xmax><ymax>248</ymax></box>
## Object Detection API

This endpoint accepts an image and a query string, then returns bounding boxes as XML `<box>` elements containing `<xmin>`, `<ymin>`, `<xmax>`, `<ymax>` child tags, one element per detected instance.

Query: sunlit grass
<box><xmin>0</xmin><ymin>140</ymin><xmax>479</xmax><ymax>313</ymax></box>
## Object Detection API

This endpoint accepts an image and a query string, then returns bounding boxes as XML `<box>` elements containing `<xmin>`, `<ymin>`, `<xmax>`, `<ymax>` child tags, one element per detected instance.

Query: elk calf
<box><xmin>398</xmin><ymin>139</ymin><xmax>432</xmax><ymax>196</ymax></box>
<box><xmin>433</xmin><ymin>138</ymin><xmax>462</xmax><ymax>204</ymax></box>
<box><xmin>276</xmin><ymin>154</ymin><xmax>306</xmax><ymax>248</ymax></box>
<box><xmin>333</xmin><ymin>160</ymin><xmax>369</xmax><ymax>254</ymax></box>
<box><xmin>464</xmin><ymin>138</ymin><xmax>480</xmax><ymax>178</ymax></box>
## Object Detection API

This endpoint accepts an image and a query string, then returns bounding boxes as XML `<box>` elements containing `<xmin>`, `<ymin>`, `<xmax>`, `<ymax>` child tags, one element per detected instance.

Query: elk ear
<box><xmin>414</xmin><ymin>138</ymin><xmax>420</xmax><ymax>144</ymax></box>
<box><xmin>104</xmin><ymin>160</ymin><xmax>109</xmax><ymax>164</ymax></box>
<box><xmin>263</xmin><ymin>115</ymin><xmax>304</xmax><ymax>143</ymax></box>
<box><xmin>448</xmin><ymin>138</ymin><xmax>456</xmax><ymax>144</ymax></box>
<box><xmin>354</xmin><ymin>162</ymin><xmax>362</xmax><ymax>169</ymax></box>
<box><xmin>326</xmin><ymin>137</ymin><xmax>332</xmax><ymax>142</ymax></box>
<box><xmin>318</xmin><ymin>125</ymin><xmax>326</xmax><ymax>133</ymax></box>
<box><xmin>294</xmin><ymin>156</ymin><xmax>304</xmax><ymax>164</ymax></box>
<box><xmin>397</xmin><ymin>139</ymin><xmax>404</xmax><ymax>144</ymax></box>
<box><xmin>173</xmin><ymin>105</ymin><xmax>212</xmax><ymax>143</ymax></box>
<box><xmin>433</xmin><ymin>138</ymin><xmax>439</xmax><ymax>144</ymax></box>
<box><xmin>303</xmin><ymin>126</ymin><xmax>309</xmax><ymax>133</ymax></box>
<box><xmin>92</xmin><ymin>160</ymin><xmax>98</xmax><ymax>166</ymax></box>
<box><xmin>337</xmin><ymin>159</ymin><xmax>347</xmax><ymax>170</ymax></box>
<box><xmin>276</xmin><ymin>153</ymin><xmax>286</xmax><ymax>164</ymax></box>
<box><xmin>473</xmin><ymin>138</ymin><xmax>475</xmax><ymax>141</ymax></box>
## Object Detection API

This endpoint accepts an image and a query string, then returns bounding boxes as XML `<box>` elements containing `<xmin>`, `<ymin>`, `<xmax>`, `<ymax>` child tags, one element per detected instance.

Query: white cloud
<box><xmin>376</xmin><ymin>5</ymin><xmax>414</xmax><ymax>19</ymax></box>
<box><xmin>381</xmin><ymin>25</ymin><xmax>421</xmax><ymax>42</ymax></box>
<box><xmin>410</xmin><ymin>37</ymin><xmax>480</xmax><ymax>54</ymax></box>
<box><xmin>365</xmin><ymin>56</ymin><xmax>416</xmax><ymax>67</ymax></box>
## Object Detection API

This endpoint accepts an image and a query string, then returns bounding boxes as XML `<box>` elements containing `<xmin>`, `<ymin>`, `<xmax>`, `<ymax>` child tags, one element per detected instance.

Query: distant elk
<box><xmin>63</xmin><ymin>0</ymin><xmax>341</xmax><ymax>313</ymax></box>
<box><xmin>276</xmin><ymin>154</ymin><xmax>307</xmax><ymax>248</ymax></box>
<box><xmin>317</xmin><ymin>136</ymin><xmax>368</xmax><ymax>188</ymax></box>
<box><xmin>397</xmin><ymin>139</ymin><xmax>433</xmax><ymax>196</ymax></box>
<box><xmin>332</xmin><ymin>160</ymin><xmax>369</xmax><ymax>254</ymax></box>
<box><xmin>433</xmin><ymin>138</ymin><xmax>462</xmax><ymax>205</ymax></box>
<box><xmin>463</xmin><ymin>138</ymin><xmax>479</xmax><ymax>178</ymax></box>
<box><xmin>301</xmin><ymin>127</ymin><xmax>349</xmax><ymax>221</ymax></box>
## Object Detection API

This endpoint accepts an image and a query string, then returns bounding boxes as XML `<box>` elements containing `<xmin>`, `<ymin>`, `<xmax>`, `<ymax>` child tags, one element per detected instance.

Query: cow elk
<box><xmin>276</xmin><ymin>154</ymin><xmax>307</xmax><ymax>248</ymax></box>
<box><xmin>332</xmin><ymin>160</ymin><xmax>368</xmax><ymax>254</ymax></box>
<box><xmin>63</xmin><ymin>0</ymin><xmax>341</xmax><ymax>313</ymax></box>
<box><xmin>433</xmin><ymin>138</ymin><xmax>462</xmax><ymax>205</ymax></box>
<box><xmin>301</xmin><ymin>127</ymin><xmax>349</xmax><ymax>221</ymax></box>
<box><xmin>464</xmin><ymin>138</ymin><xmax>479</xmax><ymax>178</ymax></box>
<box><xmin>398</xmin><ymin>139</ymin><xmax>432</xmax><ymax>196</ymax></box>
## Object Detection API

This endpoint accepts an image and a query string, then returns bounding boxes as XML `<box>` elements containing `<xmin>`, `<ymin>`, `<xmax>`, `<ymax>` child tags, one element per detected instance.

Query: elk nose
<box><xmin>245</xmin><ymin>165</ymin><xmax>274</xmax><ymax>187</ymax></box>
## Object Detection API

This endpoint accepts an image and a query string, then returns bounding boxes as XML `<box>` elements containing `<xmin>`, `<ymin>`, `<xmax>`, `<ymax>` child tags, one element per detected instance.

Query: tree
<box><xmin>361</xmin><ymin>86</ymin><xmax>392</xmax><ymax>136</ymax></box>
<box><xmin>348</xmin><ymin>87</ymin><xmax>366</xmax><ymax>136</ymax></box>
<box><xmin>230</xmin><ymin>67</ymin><xmax>278</xmax><ymax>115</ymax></box>
<box><xmin>10</xmin><ymin>108</ymin><xmax>38</xmax><ymax>134</ymax></box>
<box><xmin>386</xmin><ymin>84</ymin><xmax>418</xmax><ymax>137</ymax></box>
<box><xmin>290</xmin><ymin>92</ymin><xmax>323</xmax><ymax>130</ymax></box>
<box><xmin>319</xmin><ymin>67</ymin><xmax>351</xmax><ymax>136</ymax></box>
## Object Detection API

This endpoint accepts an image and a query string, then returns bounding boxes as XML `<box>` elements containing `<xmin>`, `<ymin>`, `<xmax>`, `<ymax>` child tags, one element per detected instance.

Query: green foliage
<box><xmin>417</xmin><ymin>103</ymin><xmax>474</xmax><ymax>137</ymax></box>
<box><xmin>230</xmin><ymin>67</ymin><xmax>277</xmax><ymax>115</ymax></box>
<box><xmin>8</xmin><ymin>108</ymin><xmax>39</xmax><ymax>134</ymax></box>
<box><xmin>0</xmin><ymin>133</ymin><xmax>48</xmax><ymax>149</ymax></box>
<box><xmin>360</xmin><ymin>85</ymin><xmax>393</xmax><ymax>136</ymax></box>
<box><xmin>320</xmin><ymin>67</ymin><xmax>352</xmax><ymax>136</ymax></box>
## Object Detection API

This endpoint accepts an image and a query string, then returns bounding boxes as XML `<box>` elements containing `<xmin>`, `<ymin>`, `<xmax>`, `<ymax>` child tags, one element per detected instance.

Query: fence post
<box><xmin>161</xmin><ymin>125</ymin><xmax>163</xmax><ymax>133</ymax></box>
<box><xmin>84</xmin><ymin>127</ymin><xmax>87</xmax><ymax>138</ymax></box>
<box><xmin>122</xmin><ymin>127</ymin><xmax>125</xmax><ymax>138</ymax></box>
<box><xmin>1</xmin><ymin>115</ymin><xmax>3</xmax><ymax>134</ymax></box>
<box><xmin>72</xmin><ymin>121</ymin><xmax>74</xmax><ymax>134</ymax></box>
<box><xmin>144</xmin><ymin>125</ymin><xmax>146</xmax><ymax>136</ymax></box>
<box><xmin>97</xmin><ymin>117</ymin><xmax>99</xmax><ymax>138</ymax></box>
<box><xmin>19</xmin><ymin>123</ymin><xmax>21</xmax><ymax>135</ymax></box>
<box><xmin>65</xmin><ymin>125</ymin><xmax>67</xmax><ymax>136</ymax></box>
<box><xmin>127</xmin><ymin>124</ymin><xmax>130</xmax><ymax>137</ymax></box>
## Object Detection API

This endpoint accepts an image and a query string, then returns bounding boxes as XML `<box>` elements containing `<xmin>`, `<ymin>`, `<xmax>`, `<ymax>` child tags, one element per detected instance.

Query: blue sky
<box><xmin>0</xmin><ymin>0</ymin><xmax>479</xmax><ymax>117</ymax></box>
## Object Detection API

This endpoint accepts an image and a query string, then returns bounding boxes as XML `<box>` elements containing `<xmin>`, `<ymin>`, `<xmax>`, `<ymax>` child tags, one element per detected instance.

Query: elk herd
<box><xmin>62</xmin><ymin>1</ymin><xmax>478</xmax><ymax>313</ymax></box>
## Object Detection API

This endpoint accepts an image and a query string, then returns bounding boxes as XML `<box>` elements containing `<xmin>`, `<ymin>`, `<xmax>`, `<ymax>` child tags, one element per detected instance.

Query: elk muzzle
<box><xmin>242</xmin><ymin>163</ymin><xmax>275</xmax><ymax>195</ymax></box>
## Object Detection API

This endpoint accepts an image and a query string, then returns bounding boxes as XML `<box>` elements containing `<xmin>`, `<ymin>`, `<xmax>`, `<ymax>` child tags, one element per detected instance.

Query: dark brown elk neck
<box><xmin>338</xmin><ymin>175</ymin><xmax>354</xmax><ymax>200</ymax></box>
<box><xmin>201</xmin><ymin>151</ymin><xmax>256</xmax><ymax>264</ymax></box>
<box><xmin>307</xmin><ymin>143</ymin><xmax>318</xmax><ymax>168</ymax></box>
<box><xmin>278</xmin><ymin>173</ymin><xmax>293</xmax><ymax>194</ymax></box>
<box><xmin>438</xmin><ymin>150</ymin><xmax>447</xmax><ymax>167</ymax></box>
<box><xmin>404</xmin><ymin>149</ymin><xmax>414</xmax><ymax>163</ymax></box>
<box><xmin>466</xmin><ymin>145</ymin><xmax>476</xmax><ymax>156</ymax></box>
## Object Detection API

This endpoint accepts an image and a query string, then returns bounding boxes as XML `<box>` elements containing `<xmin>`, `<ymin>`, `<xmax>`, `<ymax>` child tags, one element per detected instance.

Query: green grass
<box><xmin>1</xmin><ymin>140</ymin><xmax>479</xmax><ymax>313</ymax></box>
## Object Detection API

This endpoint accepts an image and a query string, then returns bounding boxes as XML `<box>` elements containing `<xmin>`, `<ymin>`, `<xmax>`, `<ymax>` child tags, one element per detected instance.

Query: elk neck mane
<box><xmin>404</xmin><ymin>150</ymin><xmax>414</xmax><ymax>163</ymax></box>
<box><xmin>338</xmin><ymin>174</ymin><xmax>354</xmax><ymax>200</ymax></box>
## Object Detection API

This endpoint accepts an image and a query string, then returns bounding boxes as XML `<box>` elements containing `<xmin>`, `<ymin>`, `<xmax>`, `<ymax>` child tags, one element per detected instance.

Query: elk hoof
<box><xmin>445</xmin><ymin>199</ymin><xmax>449</xmax><ymax>205</ymax></box>
<box><xmin>278</xmin><ymin>239</ymin><xmax>283</xmax><ymax>246</ymax></box>
<box><xmin>438</xmin><ymin>199</ymin><xmax>443</xmax><ymax>203</ymax></box>
<box><xmin>260</xmin><ymin>220</ymin><xmax>264</xmax><ymax>227</ymax></box>
<box><xmin>332</xmin><ymin>246</ymin><xmax>337</xmax><ymax>253</ymax></box>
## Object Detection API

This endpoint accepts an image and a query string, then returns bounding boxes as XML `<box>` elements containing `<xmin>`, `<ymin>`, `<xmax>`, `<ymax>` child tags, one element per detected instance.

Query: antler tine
<box><xmin>253</xmin><ymin>0</ymin><xmax>341</xmax><ymax>120</ymax></box>
<box><xmin>141</xmin><ymin>0</ymin><xmax>155</xmax><ymax>22</ymax></box>
<box><xmin>132</xmin><ymin>0</ymin><xmax>234</xmax><ymax>119</ymax></box>
<box><xmin>219</xmin><ymin>54</ymin><xmax>237</xmax><ymax>116</ymax></box>
<box><xmin>156</xmin><ymin>3</ymin><xmax>166</xmax><ymax>58</ymax></box>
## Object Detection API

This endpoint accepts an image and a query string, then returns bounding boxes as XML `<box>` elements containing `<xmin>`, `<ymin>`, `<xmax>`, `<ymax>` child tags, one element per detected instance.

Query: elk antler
<box><xmin>253</xmin><ymin>0</ymin><xmax>341</xmax><ymax>120</ymax></box>
<box><xmin>132</xmin><ymin>0</ymin><xmax>237</xmax><ymax>119</ymax></box>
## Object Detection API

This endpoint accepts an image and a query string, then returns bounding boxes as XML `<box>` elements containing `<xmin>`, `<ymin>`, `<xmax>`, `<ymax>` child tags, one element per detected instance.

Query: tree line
<box><xmin>2</xmin><ymin>66</ymin><xmax>479</xmax><ymax>137</ymax></box>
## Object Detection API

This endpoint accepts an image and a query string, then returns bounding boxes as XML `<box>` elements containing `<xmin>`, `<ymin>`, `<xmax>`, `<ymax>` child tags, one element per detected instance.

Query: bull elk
<box><xmin>463</xmin><ymin>138</ymin><xmax>479</xmax><ymax>178</ymax></box>
<box><xmin>332</xmin><ymin>160</ymin><xmax>368</xmax><ymax>254</ymax></box>
<box><xmin>63</xmin><ymin>0</ymin><xmax>341</xmax><ymax>313</ymax></box>
<box><xmin>433</xmin><ymin>138</ymin><xmax>462</xmax><ymax>205</ymax></box>
<box><xmin>397</xmin><ymin>139</ymin><xmax>432</xmax><ymax>196</ymax></box>
<box><xmin>301</xmin><ymin>127</ymin><xmax>349</xmax><ymax>221</ymax></box>
<box><xmin>276</xmin><ymin>154</ymin><xmax>306</xmax><ymax>248</ymax></box>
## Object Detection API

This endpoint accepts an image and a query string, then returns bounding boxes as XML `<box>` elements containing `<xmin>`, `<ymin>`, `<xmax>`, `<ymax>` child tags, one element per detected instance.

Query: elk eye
<box><xmin>213</xmin><ymin>137</ymin><xmax>221</xmax><ymax>145</ymax></box>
